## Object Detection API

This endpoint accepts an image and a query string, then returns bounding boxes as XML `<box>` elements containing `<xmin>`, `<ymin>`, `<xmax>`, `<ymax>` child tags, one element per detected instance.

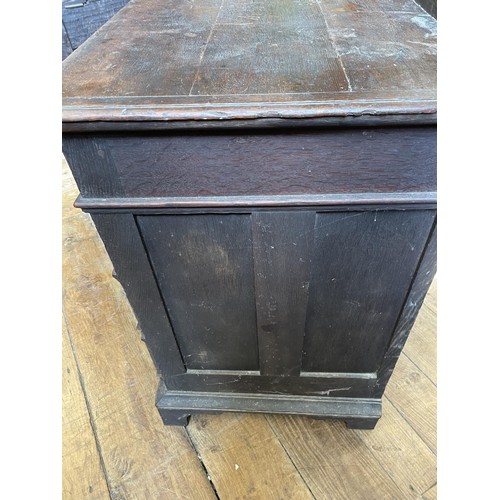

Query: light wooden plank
<box><xmin>385</xmin><ymin>353</ymin><xmax>437</xmax><ymax>454</ymax></box>
<box><xmin>188</xmin><ymin>413</ymin><xmax>314</xmax><ymax>499</ymax></box>
<box><xmin>269</xmin><ymin>390</ymin><xmax>437</xmax><ymax>498</ymax></box>
<box><xmin>359</xmin><ymin>397</ymin><xmax>436</xmax><ymax>496</ymax></box>
<box><xmin>401</xmin><ymin>278</ymin><xmax>437</xmax><ymax>384</ymax></box>
<box><xmin>62</xmin><ymin>316</ymin><xmax>110</xmax><ymax>500</ymax></box>
<box><xmin>62</xmin><ymin>162</ymin><xmax>216</xmax><ymax>499</ymax></box>
<box><xmin>423</xmin><ymin>276</ymin><xmax>437</xmax><ymax>311</ymax></box>
<box><xmin>266</xmin><ymin>414</ymin><xmax>407</xmax><ymax>499</ymax></box>
<box><xmin>421</xmin><ymin>483</ymin><xmax>437</xmax><ymax>500</ymax></box>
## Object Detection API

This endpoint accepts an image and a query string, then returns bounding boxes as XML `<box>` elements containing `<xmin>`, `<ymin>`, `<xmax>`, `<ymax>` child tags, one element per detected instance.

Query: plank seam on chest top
<box><xmin>188</xmin><ymin>0</ymin><xmax>227</xmax><ymax>97</ymax></box>
<box><xmin>314</xmin><ymin>0</ymin><xmax>353</xmax><ymax>92</ymax></box>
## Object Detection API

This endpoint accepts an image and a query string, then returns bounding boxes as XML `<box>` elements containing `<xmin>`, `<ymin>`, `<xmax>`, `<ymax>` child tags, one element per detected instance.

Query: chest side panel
<box><xmin>123</xmin><ymin>208</ymin><xmax>436</xmax><ymax>391</ymax></box>
<box><xmin>137</xmin><ymin>214</ymin><xmax>259</xmax><ymax>371</ymax></box>
<box><xmin>302</xmin><ymin>209</ymin><xmax>436</xmax><ymax>373</ymax></box>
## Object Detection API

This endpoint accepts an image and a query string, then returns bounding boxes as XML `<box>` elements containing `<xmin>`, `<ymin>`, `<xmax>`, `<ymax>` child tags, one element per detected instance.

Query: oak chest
<box><xmin>62</xmin><ymin>0</ymin><xmax>437</xmax><ymax>429</ymax></box>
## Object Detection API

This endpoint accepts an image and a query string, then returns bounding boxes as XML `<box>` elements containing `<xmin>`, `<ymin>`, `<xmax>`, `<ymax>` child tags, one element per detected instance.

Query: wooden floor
<box><xmin>62</xmin><ymin>158</ymin><xmax>437</xmax><ymax>500</ymax></box>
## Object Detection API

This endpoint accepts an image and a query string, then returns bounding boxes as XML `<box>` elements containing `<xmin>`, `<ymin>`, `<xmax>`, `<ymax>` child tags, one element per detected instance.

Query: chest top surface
<box><xmin>62</xmin><ymin>0</ymin><xmax>436</xmax><ymax>126</ymax></box>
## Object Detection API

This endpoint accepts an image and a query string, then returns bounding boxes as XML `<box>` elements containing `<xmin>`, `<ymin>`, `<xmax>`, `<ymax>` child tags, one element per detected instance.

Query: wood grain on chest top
<box><xmin>62</xmin><ymin>0</ymin><xmax>436</xmax><ymax>123</ymax></box>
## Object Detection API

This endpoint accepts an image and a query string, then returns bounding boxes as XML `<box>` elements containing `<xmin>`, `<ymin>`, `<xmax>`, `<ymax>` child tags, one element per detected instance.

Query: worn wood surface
<box><xmin>62</xmin><ymin>316</ymin><xmax>110</xmax><ymax>499</ymax></box>
<box><xmin>373</xmin><ymin>223</ymin><xmax>436</xmax><ymax>398</ymax></box>
<box><xmin>138</xmin><ymin>214</ymin><xmax>259</xmax><ymax>371</ymax></box>
<box><xmin>302</xmin><ymin>209</ymin><xmax>435</xmax><ymax>373</ymax></box>
<box><xmin>252</xmin><ymin>211</ymin><xmax>315</xmax><ymax>376</ymax></box>
<box><xmin>86</xmin><ymin>203</ymin><xmax>434</xmax><ymax>417</ymax></box>
<box><xmin>188</xmin><ymin>413</ymin><xmax>315</xmax><ymax>499</ymax></box>
<box><xmin>422</xmin><ymin>483</ymin><xmax>438</xmax><ymax>499</ymax></box>
<box><xmin>385</xmin><ymin>353</ymin><xmax>437</xmax><ymax>454</ymax></box>
<box><xmin>62</xmin><ymin>127</ymin><xmax>436</xmax><ymax>199</ymax></box>
<box><xmin>62</xmin><ymin>113</ymin><xmax>437</xmax><ymax>133</ymax></box>
<box><xmin>62</xmin><ymin>157</ymin><xmax>437</xmax><ymax>498</ymax></box>
<box><xmin>265</xmin><ymin>415</ymin><xmax>411</xmax><ymax>498</ymax></box>
<box><xmin>61</xmin><ymin>0</ymin><xmax>437</xmax><ymax>483</ymax></box>
<box><xmin>62</xmin><ymin>0</ymin><xmax>437</xmax><ymax>124</ymax></box>
<box><xmin>156</xmin><ymin>391</ymin><xmax>382</xmax><ymax>423</ymax></box>
<box><xmin>77</xmin><ymin>194</ymin><xmax>436</xmax><ymax>211</ymax></box>
<box><xmin>266</xmin><ymin>398</ymin><xmax>437</xmax><ymax>498</ymax></box>
<box><xmin>164</xmin><ymin>370</ymin><xmax>376</xmax><ymax>398</ymax></box>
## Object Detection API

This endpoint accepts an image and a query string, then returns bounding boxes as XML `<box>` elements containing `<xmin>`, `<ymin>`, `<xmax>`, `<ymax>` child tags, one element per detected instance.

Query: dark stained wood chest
<box><xmin>62</xmin><ymin>0</ymin><xmax>437</xmax><ymax>429</ymax></box>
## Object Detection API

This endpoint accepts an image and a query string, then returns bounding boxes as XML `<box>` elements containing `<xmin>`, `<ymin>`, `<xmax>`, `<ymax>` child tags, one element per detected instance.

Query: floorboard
<box><xmin>266</xmin><ymin>414</ymin><xmax>408</xmax><ymax>499</ymax></box>
<box><xmin>62</xmin><ymin>315</ymin><xmax>110</xmax><ymax>499</ymax></box>
<box><xmin>421</xmin><ymin>483</ymin><xmax>437</xmax><ymax>500</ymax></box>
<box><xmin>385</xmin><ymin>353</ymin><xmax>437</xmax><ymax>454</ymax></box>
<box><xmin>62</xmin><ymin>157</ymin><xmax>437</xmax><ymax>499</ymax></box>
<box><xmin>62</xmin><ymin>160</ymin><xmax>216</xmax><ymax>500</ymax></box>
<box><xmin>188</xmin><ymin>413</ymin><xmax>315</xmax><ymax>499</ymax></box>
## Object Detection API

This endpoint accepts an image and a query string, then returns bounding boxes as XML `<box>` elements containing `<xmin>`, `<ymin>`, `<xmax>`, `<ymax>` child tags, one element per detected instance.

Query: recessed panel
<box><xmin>137</xmin><ymin>214</ymin><xmax>259</xmax><ymax>370</ymax></box>
<box><xmin>302</xmin><ymin>209</ymin><xmax>436</xmax><ymax>373</ymax></box>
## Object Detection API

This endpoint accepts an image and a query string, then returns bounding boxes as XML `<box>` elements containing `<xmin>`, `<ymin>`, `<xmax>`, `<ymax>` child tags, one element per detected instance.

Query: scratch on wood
<box><xmin>313</xmin><ymin>387</ymin><xmax>352</xmax><ymax>395</ymax></box>
<box><xmin>315</xmin><ymin>211</ymin><xmax>365</xmax><ymax>230</ymax></box>
<box><xmin>203</xmin><ymin>378</ymin><xmax>242</xmax><ymax>385</ymax></box>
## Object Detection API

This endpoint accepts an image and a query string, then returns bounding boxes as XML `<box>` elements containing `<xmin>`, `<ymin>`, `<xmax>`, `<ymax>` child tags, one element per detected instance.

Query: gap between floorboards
<box><xmin>184</xmin><ymin>425</ymin><xmax>221</xmax><ymax>500</ymax></box>
<box><xmin>63</xmin><ymin>311</ymin><xmax>114</xmax><ymax>500</ymax></box>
